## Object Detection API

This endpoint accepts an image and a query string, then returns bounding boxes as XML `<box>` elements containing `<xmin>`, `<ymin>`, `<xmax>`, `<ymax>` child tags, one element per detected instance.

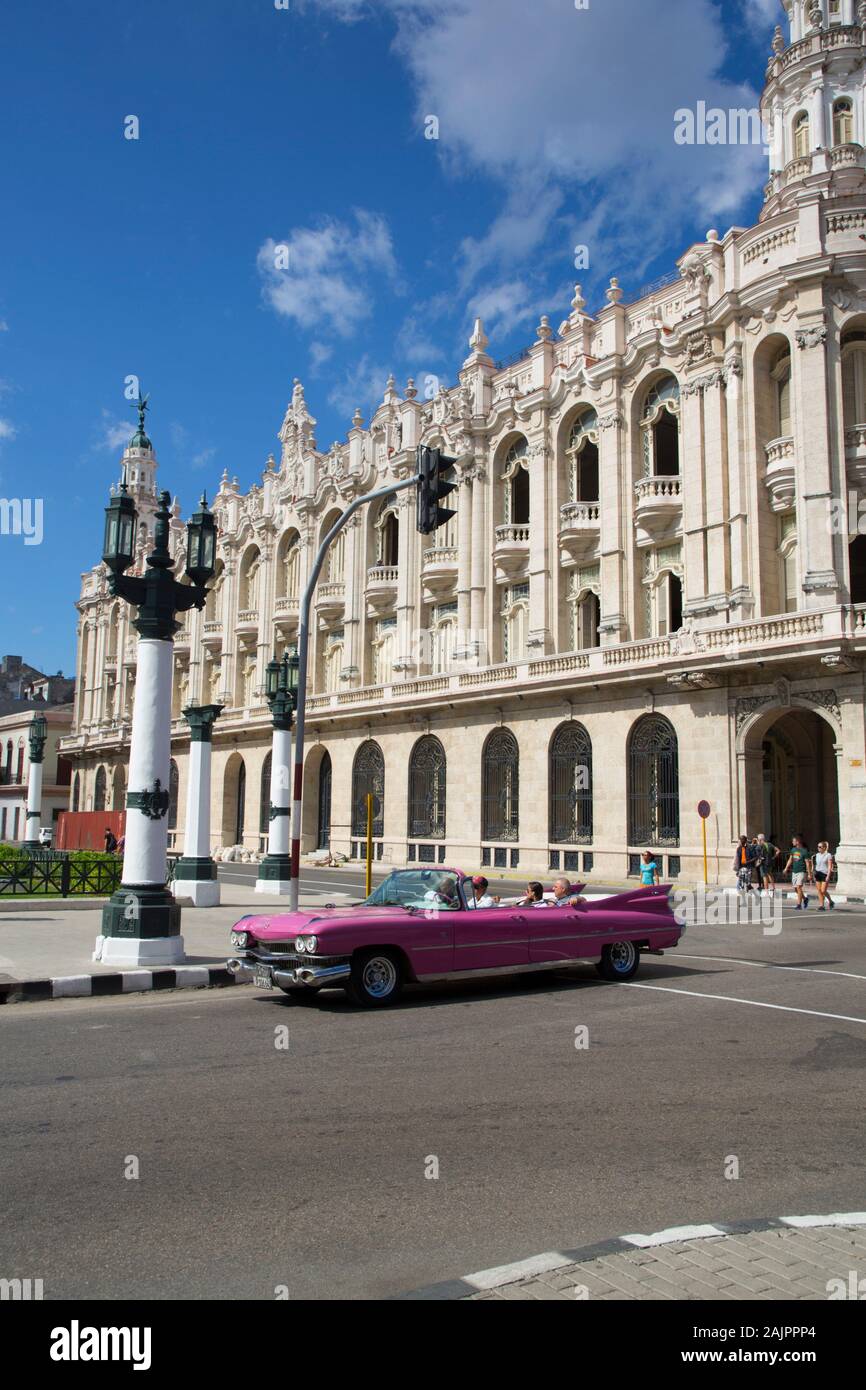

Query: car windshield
<box><xmin>363</xmin><ymin>869</ymin><xmax>462</xmax><ymax>911</ymax></box>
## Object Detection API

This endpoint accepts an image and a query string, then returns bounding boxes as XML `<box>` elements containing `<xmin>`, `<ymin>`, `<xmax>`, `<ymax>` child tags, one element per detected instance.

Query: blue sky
<box><xmin>0</xmin><ymin>0</ymin><xmax>783</xmax><ymax>675</ymax></box>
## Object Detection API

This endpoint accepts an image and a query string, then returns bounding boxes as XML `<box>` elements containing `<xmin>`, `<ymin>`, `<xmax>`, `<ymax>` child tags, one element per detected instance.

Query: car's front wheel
<box><xmin>596</xmin><ymin>940</ymin><xmax>640</xmax><ymax>982</ymax></box>
<box><xmin>347</xmin><ymin>949</ymin><xmax>404</xmax><ymax>1007</ymax></box>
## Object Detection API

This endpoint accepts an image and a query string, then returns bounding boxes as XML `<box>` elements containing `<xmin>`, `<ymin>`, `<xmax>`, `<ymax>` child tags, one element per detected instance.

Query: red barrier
<box><xmin>56</xmin><ymin>810</ymin><xmax>126</xmax><ymax>851</ymax></box>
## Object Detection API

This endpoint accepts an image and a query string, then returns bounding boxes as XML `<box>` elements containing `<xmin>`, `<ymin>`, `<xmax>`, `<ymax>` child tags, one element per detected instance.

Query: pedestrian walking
<box><xmin>783</xmin><ymin>836</ymin><xmax>812</xmax><ymax>910</ymax></box>
<box><xmin>754</xmin><ymin>833</ymin><xmax>777</xmax><ymax>897</ymax></box>
<box><xmin>813</xmin><ymin>841</ymin><xmax>835</xmax><ymax>911</ymax></box>
<box><xmin>103</xmin><ymin>827</ymin><xmax>118</xmax><ymax>854</ymax></box>
<box><xmin>732</xmin><ymin>835</ymin><xmax>756</xmax><ymax>894</ymax></box>
<box><xmin>639</xmin><ymin>851</ymin><xmax>660</xmax><ymax>886</ymax></box>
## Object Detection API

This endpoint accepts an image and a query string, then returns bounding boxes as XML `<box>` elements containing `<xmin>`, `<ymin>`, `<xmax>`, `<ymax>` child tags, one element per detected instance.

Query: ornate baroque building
<box><xmin>62</xmin><ymin>0</ymin><xmax>866</xmax><ymax>889</ymax></box>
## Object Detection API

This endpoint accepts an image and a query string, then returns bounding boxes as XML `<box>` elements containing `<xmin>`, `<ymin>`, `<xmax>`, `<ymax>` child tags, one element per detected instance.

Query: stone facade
<box><xmin>61</xmin><ymin>1</ymin><xmax>866</xmax><ymax>888</ymax></box>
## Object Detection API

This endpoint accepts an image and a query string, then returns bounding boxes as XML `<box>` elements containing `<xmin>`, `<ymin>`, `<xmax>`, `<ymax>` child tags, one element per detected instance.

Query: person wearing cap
<box><xmin>468</xmin><ymin>875</ymin><xmax>498</xmax><ymax>908</ymax></box>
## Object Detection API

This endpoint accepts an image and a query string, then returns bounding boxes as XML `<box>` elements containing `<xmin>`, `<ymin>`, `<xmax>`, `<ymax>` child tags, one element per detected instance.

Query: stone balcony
<box><xmin>845</xmin><ymin>424</ymin><xmax>866</xmax><ymax>488</ymax></box>
<box><xmin>764</xmin><ymin>435</ymin><xmax>797</xmax><ymax>512</ymax></box>
<box><xmin>201</xmin><ymin>620</ymin><xmax>223</xmax><ymax>647</ymax></box>
<box><xmin>633</xmin><ymin>475</ymin><xmax>682</xmax><ymax>543</ymax></box>
<box><xmin>236</xmin><ymin>608</ymin><xmax>259</xmax><ymax>634</ymax></box>
<box><xmin>559</xmin><ymin>501</ymin><xmax>600</xmax><ymax>565</ymax></box>
<box><xmin>421</xmin><ymin>545</ymin><xmax>458</xmax><ymax>598</ymax></box>
<box><xmin>366</xmin><ymin>565</ymin><xmax>399</xmax><ymax>615</ymax></box>
<box><xmin>493</xmin><ymin>524</ymin><xmax>530</xmax><ymax>581</ymax></box>
<box><xmin>315</xmin><ymin>582</ymin><xmax>345</xmax><ymax>620</ymax></box>
<box><xmin>274</xmin><ymin>595</ymin><xmax>299</xmax><ymax>615</ymax></box>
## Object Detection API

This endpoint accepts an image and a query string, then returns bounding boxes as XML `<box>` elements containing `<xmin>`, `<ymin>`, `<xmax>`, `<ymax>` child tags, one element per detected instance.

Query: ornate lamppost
<box><xmin>22</xmin><ymin>712</ymin><xmax>48</xmax><ymax>850</ymax></box>
<box><xmin>255</xmin><ymin>649</ymin><xmax>299</xmax><ymax>895</ymax></box>
<box><xmin>172</xmin><ymin>703</ymin><xmax>224</xmax><ymax>907</ymax></box>
<box><xmin>94</xmin><ymin>414</ymin><xmax>217</xmax><ymax>964</ymax></box>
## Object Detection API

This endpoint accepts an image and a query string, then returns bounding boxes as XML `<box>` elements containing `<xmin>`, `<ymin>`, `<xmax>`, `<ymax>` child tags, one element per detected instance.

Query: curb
<box><xmin>392</xmin><ymin>1211</ymin><xmax>866</xmax><ymax>1300</ymax></box>
<box><xmin>0</xmin><ymin>899</ymin><xmax>112</xmax><ymax>914</ymax></box>
<box><xmin>0</xmin><ymin>965</ymin><xmax>249</xmax><ymax>1005</ymax></box>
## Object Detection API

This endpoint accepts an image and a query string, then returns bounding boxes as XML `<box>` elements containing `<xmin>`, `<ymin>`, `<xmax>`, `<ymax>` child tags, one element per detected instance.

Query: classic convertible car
<box><xmin>225</xmin><ymin>868</ymin><xmax>684</xmax><ymax>1007</ymax></box>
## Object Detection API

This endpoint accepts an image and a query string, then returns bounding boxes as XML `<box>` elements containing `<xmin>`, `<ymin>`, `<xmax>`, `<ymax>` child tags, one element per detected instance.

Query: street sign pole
<box><xmin>697</xmin><ymin>800</ymin><xmax>711</xmax><ymax>885</ymax></box>
<box><xmin>365</xmin><ymin>793</ymin><xmax>373</xmax><ymax>899</ymax></box>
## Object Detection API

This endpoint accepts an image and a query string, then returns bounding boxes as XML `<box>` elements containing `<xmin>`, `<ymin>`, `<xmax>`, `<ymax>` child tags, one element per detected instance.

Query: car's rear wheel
<box><xmin>596</xmin><ymin>940</ymin><xmax>640</xmax><ymax>981</ymax></box>
<box><xmin>347</xmin><ymin>949</ymin><xmax>403</xmax><ymax>1007</ymax></box>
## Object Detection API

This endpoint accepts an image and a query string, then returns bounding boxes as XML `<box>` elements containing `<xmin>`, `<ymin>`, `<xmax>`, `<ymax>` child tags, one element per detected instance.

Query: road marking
<box><xmin>781</xmin><ymin>1212</ymin><xmax>866</xmax><ymax>1228</ymax></box>
<box><xmin>622</xmin><ymin>1224</ymin><xmax>726</xmax><ymax>1248</ymax></box>
<box><xmin>464</xmin><ymin>1251</ymin><xmax>573</xmax><ymax>1289</ymax></box>
<box><xmin>623</xmin><ymin>981</ymin><xmax>866</xmax><ymax>1025</ymax></box>
<box><xmin>677</xmin><ymin>953</ymin><xmax>866</xmax><ymax>983</ymax></box>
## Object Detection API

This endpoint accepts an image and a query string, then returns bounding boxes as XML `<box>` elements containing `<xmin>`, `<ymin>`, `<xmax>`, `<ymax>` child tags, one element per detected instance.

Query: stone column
<box><xmin>795</xmin><ymin>324</ymin><xmax>842</xmax><ymax>606</ymax></box>
<box><xmin>598</xmin><ymin>411</ymin><xmax>627</xmax><ymax>644</ymax></box>
<box><xmin>469</xmin><ymin>465</ymin><xmax>488</xmax><ymax>662</ymax></box>
<box><xmin>173</xmin><ymin>704</ymin><xmax>223</xmax><ymax>907</ymax></box>
<box><xmin>22</xmin><ymin>718</ymin><xmax>47</xmax><ymax>849</ymax></box>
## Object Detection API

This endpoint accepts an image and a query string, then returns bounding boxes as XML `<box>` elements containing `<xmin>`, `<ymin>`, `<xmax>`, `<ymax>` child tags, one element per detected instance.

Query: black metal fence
<box><xmin>0</xmin><ymin>852</ymin><xmax>124</xmax><ymax>897</ymax></box>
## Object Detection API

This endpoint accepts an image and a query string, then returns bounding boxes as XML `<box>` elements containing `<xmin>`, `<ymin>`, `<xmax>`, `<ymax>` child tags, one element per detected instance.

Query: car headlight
<box><xmin>303</xmin><ymin>935</ymin><xmax>318</xmax><ymax>954</ymax></box>
<box><xmin>231</xmin><ymin>930</ymin><xmax>249</xmax><ymax>948</ymax></box>
<box><xmin>295</xmin><ymin>935</ymin><xmax>307</xmax><ymax>953</ymax></box>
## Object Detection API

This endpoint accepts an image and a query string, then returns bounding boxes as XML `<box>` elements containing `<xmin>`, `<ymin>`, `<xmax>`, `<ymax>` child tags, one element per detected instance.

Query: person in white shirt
<box><xmin>468</xmin><ymin>874</ymin><xmax>498</xmax><ymax>908</ymax></box>
<box><xmin>518</xmin><ymin>881</ymin><xmax>549</xmax><ymax>908</ymax></box>
<box><xmin>813</xmin><ymin>842</ymin><xmax>835</xmax><ymax>912</ymax></box>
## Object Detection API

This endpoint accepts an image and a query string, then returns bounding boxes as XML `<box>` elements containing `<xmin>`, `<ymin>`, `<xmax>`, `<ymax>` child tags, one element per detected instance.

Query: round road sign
<box><xmin>697</xmin><ymin>800</ymin><xmax>711</xmax><ymax>819</ymax></box>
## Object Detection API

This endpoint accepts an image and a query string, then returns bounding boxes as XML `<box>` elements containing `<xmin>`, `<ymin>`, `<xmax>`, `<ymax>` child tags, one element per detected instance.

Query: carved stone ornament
<box><xmin>795</xmin><ymin>326</ymin><xmax>827</xmax><ymax>350</ymax></box>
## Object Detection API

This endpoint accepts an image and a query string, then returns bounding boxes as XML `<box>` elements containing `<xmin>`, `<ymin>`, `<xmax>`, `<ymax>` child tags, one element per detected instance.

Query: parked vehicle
<box><xmin>226</xmin><ymin>868</ymin><xmax>684</xmax><ymax>1008</ymax></box>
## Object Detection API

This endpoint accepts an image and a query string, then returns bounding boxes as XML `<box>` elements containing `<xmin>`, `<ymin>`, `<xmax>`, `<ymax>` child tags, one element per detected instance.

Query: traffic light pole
<box><xmin>288</xmin><ymin>476</ymin><xmax>417</xmax><ymax>911</ymax></box>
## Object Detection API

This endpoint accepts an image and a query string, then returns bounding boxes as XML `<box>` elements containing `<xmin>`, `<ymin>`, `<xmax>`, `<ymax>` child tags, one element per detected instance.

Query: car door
<box><xmin>527</xmin><ymin>903</ymin><xmax>592</xmax><ymax>963</ymax></box>
<box><xmin>452</xmin><ymin>893</ymin><xmax>529</xmax><ymax>973</ymax></box>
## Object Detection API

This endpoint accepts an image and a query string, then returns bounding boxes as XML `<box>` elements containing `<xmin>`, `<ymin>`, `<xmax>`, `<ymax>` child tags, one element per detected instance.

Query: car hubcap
<box><xmin>610</xmin><ymin>941</ymin><xmax>636</xmax><ymax>973</ymax></box>
<box><xmin>363</xmin><ymin>956</ymin><xmax>397</xmax><ymax>998</ymax></box>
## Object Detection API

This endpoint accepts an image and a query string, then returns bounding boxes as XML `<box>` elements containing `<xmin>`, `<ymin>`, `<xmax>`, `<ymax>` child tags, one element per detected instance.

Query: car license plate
<box><xmin>253</xmin><ymin>965</ymin><xmax>273</xmax><ymax>990</ymax></box>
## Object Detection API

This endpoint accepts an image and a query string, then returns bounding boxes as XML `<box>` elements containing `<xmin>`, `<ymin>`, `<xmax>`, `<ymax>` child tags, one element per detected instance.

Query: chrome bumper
<box><xmin>226</xmin><ymin>956</ymin><xmax>351</xmax><ymax>989</ymax></box>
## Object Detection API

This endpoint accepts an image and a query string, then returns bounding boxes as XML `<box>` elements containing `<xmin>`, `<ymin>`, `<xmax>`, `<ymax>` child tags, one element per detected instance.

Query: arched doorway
<box><xmin>317</xmin><ymin>752</ymin><xmax>332</xmax><ymax>850</ymax></box>
<box><xmin>741</xmin><ymin>708</ymin><xmax>840</xmax><ymax>853</ymax></box>
<box><xmin>222</xmin><ymin>753</ymin><xmax>246</xmax><ymax>847</ymax></box>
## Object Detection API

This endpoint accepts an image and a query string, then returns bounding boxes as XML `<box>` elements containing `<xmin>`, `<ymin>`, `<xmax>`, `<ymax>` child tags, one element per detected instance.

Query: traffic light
<box><xmin>416</xmin><ymin>445</ymin><xmax>458</xmax><ymax>535</ymax></box>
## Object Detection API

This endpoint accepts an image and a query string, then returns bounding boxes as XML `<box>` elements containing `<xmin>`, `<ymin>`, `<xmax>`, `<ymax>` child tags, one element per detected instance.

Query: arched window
<box><xmin>72</xmin><ymin>772</ymin><xmax>81</xmax><ymax>813</ymax></box>
<box><xmin>323</xmin><ymin>513</ymin><xmax>345</xmax><ymax>583</ymax></box>
<box><xmin>833</xmin><ymin>97</ymin><xmax>854</xmax><ymax>146</ymax></box>
<box><xmin>850</xmin><ymin>535</ymin><xmax>866</xmax><ymax>606</ymax></box>
<box><xmin>407</xmin><ymin>736</ymin><xmax>447</xmax><ymax>840</ymax></box>
<box><xmin>655</xmin><ymin>572</ymin><xmax>683</xmax><ymax>637</ymax></box>
<box><xmin>793</xmin><ymin>111</ymin><xmax>810</xmax><ymax>160</ymax></box>
<box><xmin>376</xmin><ymin>501</ymin><xmax>400</xmax><ymax>567</ymax></box>
<box><xmin>94</xmin><ymin>765</ymin><xmax>107</xmax><ymax>812</ymax></box>
<box><xmin>277</xmin><ymin>530</ymin><xmax>301</xmax><ymax>599</ymax></box>
<box><xmin>842</xmin><ymin>331</ymin><xmax>866</xmax><ymax>426</ymax></box>
<box><xmin>567</xmin><ymin>409</ymin><xmax>599</xmax><ymax>502</ymax></box>
<box><xmin>628</xmin><ymin>715</ymin><xmax>679</xmax><ymax>847</ymax></box>
<box><xmin>573</xmin><ymin>590</ymin><xmax>600</xmax><ymax>650</ymax></box>
<box><xmin>204</xmin><ymin>559</ymin><xmax>224</xmax><ymax>623</ymax></box>
<box><xmin>260</xmin><ymin>751</ymin><xmax>272</xmax><ymax>838</ymax></box>
<box><xmin>550</xmin><ymin>722</ymin><xmax>593</xmax><ymax>844</ymax></box>
<box><xmin>482</xmin><ymin>729</ymin><xmax>520</xmax><ymax>842</ymax></box>
<box><xmin>4</xmin><ymin>740</ymin><xmax>12</xmax><ymax>783</ymax></box>
<box><xmin>238</xmin><ymin>546</ymin><xmax>261</xmax><ymax>612</ymax></box>
<box><xmin>317</xmin><ymin>752</ymin><xmax>332</xmax><ymax>850</ymax></box>
<box><xmin>502</xmin><ymin>438</ymin><xmax>530</xmax><ymax>524</ymax></box>
<box><xmin>323</xmin><ymin>629</ymin><xmax>344</xmax><ymax>692</ymax></box>
<box><xmin>502</xmin><ymin>583</ymin><xmax>529</xmax><ymax>662</ymax></box>
<box><xmin>235</xmin><ymin>761</ymin><xmax>246</xmax><ymax>845</ymax></box>
<box><xmin>771</xmin><ymin>345</ymin><xmax>792</xmax><ymax>437</ymax></box>
<box><xmin>168</xmin><ymin>759</ymin><xmax>179</xmax><ymax>831</ymax></box>
<box><xmin>373</xmin><ymin>618</ymin><xmax>396</xmax><ymax>685</ymax></box>
<box><xmin>641</xmin><ymin>376</ymin><xmax>680</xmax><ymax>477</ymax></box>
<box><xmin>351</xmin><ymin>740</ymin><xmax>385</xmax><ymax>837</ymax></box>
<box><xmin>432</xmin><ymin>612</ymin><xmax>457</xmax><ymax>673</ymax></box>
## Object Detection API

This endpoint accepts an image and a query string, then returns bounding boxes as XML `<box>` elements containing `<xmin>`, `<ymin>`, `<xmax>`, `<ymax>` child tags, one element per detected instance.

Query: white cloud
<box><xmin>0</xmin><ymin>418</ymin><xmax>16</xmax><ymax>444</ymax></box>
<box><xmin>395</xmin><ymin>314</ymin><xmax>445</xmax><ymax>363</ymax></box>
<box><xmin>257</xmin><ymin>209</ymin><xmax>400</xmax><ymax>338</ymax></box>
<box><xmin>96</xmin><ymin>411</ymin><xmax>132</xmax><ymax>452</ymax></box>
<box><xmin>466</xmin><ymin>280</ymin><xmax>551</xmax><ymax>344</ymax></box>
<box><xmin>192</xmin><ymin>447</ymin><xmax>217</xmax><ymax>471</ymax></box>
<box><xmin>746</xmin><ymin>0</ymin><xmax>783</xmax><ymax>32</ymax></box>
<box><xmin>0</xmin><ymin>320</ymin><xmax>8</xmax><ymax>332</ymax></box>
<box><xmin>309</xmin><ymin>341</ymin><xmax>334</xmax><ymax>371</ymax></box>
<box><xmin>327</xmin><ymin>355</ymin><xmax>394</xmax><ymax>418</ymax></box>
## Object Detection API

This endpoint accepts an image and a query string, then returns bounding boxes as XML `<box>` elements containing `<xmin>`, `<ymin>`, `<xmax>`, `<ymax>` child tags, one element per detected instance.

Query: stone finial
<box><xmin>219</xmin><ymin>467</ymin><xmax>230</xmax><ymax>492</ymax></box>
<box><xmin>352</xmin><ymin>406</ymin><xmax>364</xmax><ymax>429</ymax></box>
<box><xmin>171</xmin><ymin>495</ymin><xmax>181</xmax><ymax>518</ymax></box>
<box><xmin>404</xmin><ymin>377</ymin><xmax>418</xmax><ymax>400</ymax></box>
<box><xmin>469</xmin><ymin>317</ymin><xmax>489</xmax><ymax>353</ymax></box>
<box><xmin>706</xmin><ymin>228</ymin><xmax>719</xmax><ymax>242</ymax></box>
<box><xmin>535</xmin><ymin>314</ymin><xmax>553</xmax><ymax>343</ymax></box>
<box><xmin>606</xmin><ymin>277</ymin><xmax>623</xmax><ymax>306</ymax></box>
<box><xmin>231</xmin><ymin>476</ymin><xmax>240</xmax><ymax>492</ymax></box>
<box><xmin>386</xmin><ymin>373</ymin><xmax>396</xmax><ymax>391</ymax></box>
<box><xmin>571</xmin><ymin>284</ymin><xmax>587</xmax><ymax>315</ymax></box>
<box><xmin>265</xmin><ymin>452</ymin><xmax>275</xmax><ymax>471</ymax></box>
<box><xmin>808</xmin><ymin>1</ymin><xmax>822</xmax><ymax>30</ymax></box>
<box><xmin>772</xmin><ymin>24</ymin><xmax>784</xmax><ymax>55</ymax></box>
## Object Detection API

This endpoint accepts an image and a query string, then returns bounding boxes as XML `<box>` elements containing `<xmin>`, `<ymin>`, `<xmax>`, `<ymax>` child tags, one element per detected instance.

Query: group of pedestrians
<box><xmin>733</xmin><ymin>833</ymin><xmax>836</xmax><ymax>911</ymax></box>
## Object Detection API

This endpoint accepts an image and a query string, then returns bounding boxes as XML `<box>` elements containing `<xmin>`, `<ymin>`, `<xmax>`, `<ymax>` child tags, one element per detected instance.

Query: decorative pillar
<box><xmin>173</xmin><ymin>704</ymin><xmax>223</xmax><ymax>906</ymax></box>
<box><xmin>256</xmin><ymin>650</ymin><xmax>299</xmax><ymax>894</ymax></box>
<box><xmin>22</xmin><ymin>713</ymin><xmax>47</xmax><ymax>849</ymax></box>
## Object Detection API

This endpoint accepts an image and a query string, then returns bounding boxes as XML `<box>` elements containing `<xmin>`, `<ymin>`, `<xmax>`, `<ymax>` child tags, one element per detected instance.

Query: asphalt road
<box><xmin>2</xmin><ymin>903</ymin><xmax>865</xmax><ymax>1300</ymax></box>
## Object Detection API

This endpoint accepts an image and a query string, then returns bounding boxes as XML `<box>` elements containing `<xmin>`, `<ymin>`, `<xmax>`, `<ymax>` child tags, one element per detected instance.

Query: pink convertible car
<box><xmin>226</xmin><ymin>868</ymin><xmax>684</xmax><ymax>1008</ymax></box>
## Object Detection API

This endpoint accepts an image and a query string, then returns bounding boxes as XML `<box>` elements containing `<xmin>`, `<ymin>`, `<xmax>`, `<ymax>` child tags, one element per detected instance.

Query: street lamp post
<box><xmin>23</xmin><ymin>712</ymin><xmax>48</xmax><ymax>850</ymax></box>
<box><xmin>255</xmin><ymin>649</ymin><xmax>299</xmax><ymax>895</ymax></box>
<box><xmin>173</xmin><ymin>703</ymin><xmax>224</xmax><ymax>907</ymax></box>
<box><xmin>94</xmin><ymin>465</ymin><xmax>216</xmax><ymax>966</ymax></box>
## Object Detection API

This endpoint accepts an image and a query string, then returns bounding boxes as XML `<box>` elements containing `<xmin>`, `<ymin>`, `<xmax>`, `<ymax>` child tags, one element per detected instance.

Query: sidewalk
<box><xmin>0</xmin><ymin>880</ymin><xmax>355</xmax><ymax>995</ymax></box>
<box><xmin>399</xmin><ymin>1216</ymin><xmax>866</xmax><ymax>1301</ymax></box>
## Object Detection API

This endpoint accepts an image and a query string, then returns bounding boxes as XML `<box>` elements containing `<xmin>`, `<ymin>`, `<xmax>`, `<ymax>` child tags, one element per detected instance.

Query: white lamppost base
<box><xmin>93</xmin><ymin>934</ymin><xmax>187</xmax><ymax>967</ymax></box>
<box><xmin>171</xmin><ymin>879</ymin><xmax>221</xmax><ymax>908</ymax></box>
<box><xmin>255</xmin><ymin>877</ymin><xmax>293</xmax><ymax>896</ymax></box>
